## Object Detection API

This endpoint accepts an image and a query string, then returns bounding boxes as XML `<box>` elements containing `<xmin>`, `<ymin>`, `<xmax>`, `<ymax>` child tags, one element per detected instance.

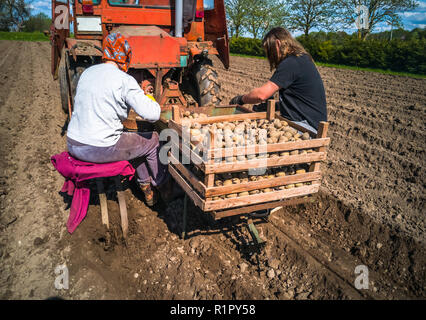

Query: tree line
<box><xmin>1</xmin><ymin>0</ymin><xmax>50</xmax><ymax>32</ymax></box>
<box><xmin>229</xmin><ymin>28</ymin><xmax>426</xmax><ymax>74</ymax></box>
<box><xmin>225</xmin><ymin>0</ymin><xmax>419</xmax><ymax>40</ymax></box>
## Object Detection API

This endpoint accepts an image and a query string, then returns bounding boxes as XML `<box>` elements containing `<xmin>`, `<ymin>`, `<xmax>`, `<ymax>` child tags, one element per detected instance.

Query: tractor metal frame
<box><xmin>50</xmin><ymin>0</ymin><xmax>229</xmax><ymax>113</ymax></box>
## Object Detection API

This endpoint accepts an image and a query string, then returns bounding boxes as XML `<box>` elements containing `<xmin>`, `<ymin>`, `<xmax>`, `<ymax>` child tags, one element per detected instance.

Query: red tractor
<box><xmin>50</xmin><ymin>0</ymin><xmax>229</xmax><ymax>116</ymax></box>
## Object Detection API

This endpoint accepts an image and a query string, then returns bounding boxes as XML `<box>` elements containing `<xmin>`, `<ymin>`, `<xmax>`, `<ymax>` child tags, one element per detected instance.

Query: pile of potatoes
<box><xmin>185</xmin><ymin>118</ymin><xmax>310</xmax><ymax>147</ymax></box>
<box><xmin>182</xmin><ymin>118</ymin><xmax>313</xmax><ymax>162</ymax></box>
<box><xmin>210</xmin><ymin>165</ymin><xmax>311</xmax><ymax>200</ymax></box>
<box><xmin>182</xmin><ymin>111</ymin><xmax>208</xmax><ymax>120</ymax></box>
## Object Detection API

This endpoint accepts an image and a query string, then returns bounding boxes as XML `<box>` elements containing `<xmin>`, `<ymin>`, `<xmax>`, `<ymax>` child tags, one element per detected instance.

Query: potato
<box><xmin>295</xmin><ymin>183</ymin><xmax>304</xmax><ymax>188</ymax></box>
<box><xmin>192</xmin><ymin>135</ymin><xmax>203</xmax><ymax>142</ymax></box>
<box><xmin>284</xmin><ymin>131</ymin><xmax>293</xmax><ymax>138</ymax></box>
<box><xmin>274</xmin><ymin>119</ymin><xmax>282</xmax><ymax>128</ymax></box>
<box><xmin>290</xmin><ymin>150</ymin><xmax>299</xmax><ymax>155</ymax></box>
<box><xmin>223</xmin><ymin>179</ymin><xmax>233</xmax><ymax>186</ymax></box>
<box><xmin>249</xmin><ymin>190</ymin><xmax>260</xmax><ymax>195</ymax></box>
<box><xmin>226</xmin><ymin>193</ymin><xmax>237</xmax><ymax>198</ymax></box>
<box><xmin>215</xmin><ymin>180</ymin><xmax>223</xmax><ymax>187</ymax></box>
<box><xmin>191</xmin><ymin>122</ymin><xmax>201</xmax><ymax>129</ymax></box>
<box><xmin>285</xmin><ymin>184</ymin><xmax>295</xmax><ymax>189</ymax></box>
<box><xmin>279</xmin><ymin>136</ymin><xmax>289</xmax><ymax>143</ymax></box>
<box><xmin>280</xmin><ymin>151</ymin><xmax>290</xmax><ymax>157</ymax></box>
<box><xmin>232</xmin><ymin>178</ymin><xmax>240</xmax><ymax>184</ymax></box>
<box><xmin>296</xmin><ymin>169</ymin><xmax>306</xmax><ymax>174</ymax></box>
<box><xmin>238</xmin><ymin>191</ymin><xmax>249</xmax><ymax>197</ymax></box>
<box><xmin>276</xmin><ymin>171</ymin><xmax>286</xmax><ymax>177</ymax></box>
<box><xmin>302</xmin><ymin>132</ymin><xmax>310</xmax><ymax>140</ymax></box>
<box><xmin>190</xmin><ymin>129</ymin><xmax>201</xmax><ymax>136</ymax></box>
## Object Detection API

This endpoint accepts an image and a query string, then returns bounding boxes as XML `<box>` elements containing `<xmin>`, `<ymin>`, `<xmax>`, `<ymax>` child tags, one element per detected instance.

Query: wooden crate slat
<box><xmin>176</xmin><ymin>112</ymin><xmax>268</xmax><ymax>126</ymax></box>
<box><xmin>171</xmin><ymin>141</ymin><xmax>206</xmax><ymax>172</ymax></box>
<box><xmin>212</xmin><ymin>196</ymin><xmax>316</xmax><ymax>219</ymax></box>
<box><xmin>204</xmin><ymin>183</ymin><xmax>321</xmax><ymax>212</ymax></box>
<box><xmin>169</xmin><ymin>154</ymin><xmax>206</xmax><ymax>196</ymax></box>
<box><xmin>276</xmin><ymin>114</ymin><xmax>317</xmax><ymax>136</ymax></box>
<box><xmin>310</xmin><ymin>121</ymin><xmax>330</xmax><ymax>172</ymax></box>
<box><xmin>204</xmin><ymin>152</ymin><xmax>326</xmax><ymax>174</ymax></box>
<box><xmin>208</xmin><ymin>138</ymin><xmax>330</xmax><ymax>158</ymax></box>
<box><xmin>169</xmin><ymin>164</ymin><xmax>205</xmax><ymax>210</ymax></box>
<box><xmin>205</xmin><ymin>171</ymin><xmax>321</xmax><ymax>197</ymax></box>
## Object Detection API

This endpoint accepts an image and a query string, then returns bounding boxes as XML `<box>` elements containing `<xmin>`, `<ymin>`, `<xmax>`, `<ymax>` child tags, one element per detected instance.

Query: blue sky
<box><xmin>30</xmin><ymin>0</ymin><xmax>425</xmax><ymax>34</ymax></box>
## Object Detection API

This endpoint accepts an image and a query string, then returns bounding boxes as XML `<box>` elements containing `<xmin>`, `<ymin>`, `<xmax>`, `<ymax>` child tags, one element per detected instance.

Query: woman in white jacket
<box><xmin>67</xmin><ymin>32</ymin><xmax>170</xmax><ymax>206</ymax></box>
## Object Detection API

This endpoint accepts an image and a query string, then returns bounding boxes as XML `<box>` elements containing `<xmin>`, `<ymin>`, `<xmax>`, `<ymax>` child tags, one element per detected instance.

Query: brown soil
<box><xmin>0</xmin><ymin>41</ymin><xmax>425</xmax><ymax>300</ymax></box>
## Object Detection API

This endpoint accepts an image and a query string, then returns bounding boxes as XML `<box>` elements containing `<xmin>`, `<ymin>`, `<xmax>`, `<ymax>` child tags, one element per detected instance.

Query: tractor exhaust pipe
<box><xmin>175</xmin><ymin>0</ymin><xmax>183</xmax><ymax>37</ymax></box>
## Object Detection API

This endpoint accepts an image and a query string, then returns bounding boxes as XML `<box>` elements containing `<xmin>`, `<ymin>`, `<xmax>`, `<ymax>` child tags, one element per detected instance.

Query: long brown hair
<box><xmin>262</xmin><ymin>27</ymin><xmax>311</xmax><ymax>71</ymax></box>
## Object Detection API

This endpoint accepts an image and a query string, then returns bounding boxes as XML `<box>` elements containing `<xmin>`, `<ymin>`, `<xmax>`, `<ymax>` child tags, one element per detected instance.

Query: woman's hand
<box><xmin>229</xmin><ymin>81</ymin><xmax>279</xmax><ymax>106</ymax></box>
<box><xmin>229</xmin><ymin>95</ymin><xmax>245</xmax><ymax>105</ymax></box>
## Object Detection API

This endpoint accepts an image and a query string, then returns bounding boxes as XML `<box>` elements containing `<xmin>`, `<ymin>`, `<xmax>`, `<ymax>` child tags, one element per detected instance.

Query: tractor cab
<box><xmin>51</xmin><ymin>0</ymin><xmax>229</xmax><ymax>115</ymax></box>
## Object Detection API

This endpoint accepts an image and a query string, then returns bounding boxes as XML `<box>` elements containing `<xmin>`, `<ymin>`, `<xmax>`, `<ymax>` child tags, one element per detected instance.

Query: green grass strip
<box><xmin>230</xmin><ymin>52</ymin><xmax>426</xmax><ymax>79</ymax></box>
<box><xmin>0</xmin><ymin>31</ymin><xmax>49</xmax><ymax>42</ymax></box>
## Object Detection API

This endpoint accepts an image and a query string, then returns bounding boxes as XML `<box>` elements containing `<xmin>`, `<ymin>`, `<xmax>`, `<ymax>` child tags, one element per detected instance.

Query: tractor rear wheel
<box><xmin>192</xmin><ymin>60</ymin><xmax>221</xmax><ymax>107</ymax></box>
<box><xmin>58</xmin><ymin>55</ymin><xmax>70</xmax><ymax>114</ymax></box>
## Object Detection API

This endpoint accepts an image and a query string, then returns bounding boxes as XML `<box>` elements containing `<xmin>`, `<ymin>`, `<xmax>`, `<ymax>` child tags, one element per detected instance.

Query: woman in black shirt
<box><xmin>229</xmin><ymin>27</ymin><xmax>327</xmax><ymax>133</ymax></box>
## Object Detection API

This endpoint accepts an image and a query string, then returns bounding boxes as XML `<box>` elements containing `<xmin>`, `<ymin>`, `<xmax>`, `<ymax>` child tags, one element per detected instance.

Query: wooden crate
<box><xmin>167</xmin><ymin>100</ymin><xmax>330</xmax><ymax>219</ymax></box>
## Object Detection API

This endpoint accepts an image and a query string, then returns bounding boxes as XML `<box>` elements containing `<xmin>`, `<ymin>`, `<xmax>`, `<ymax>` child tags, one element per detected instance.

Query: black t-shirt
<box><xmin>269</xmin><ymin>54</ymin><xmax>327</xmax><ymax>130</ymax></box>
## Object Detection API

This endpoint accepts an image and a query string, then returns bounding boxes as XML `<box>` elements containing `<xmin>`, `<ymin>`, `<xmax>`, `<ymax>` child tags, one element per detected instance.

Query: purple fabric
<box><xmin>67</xmin><ymin>131</ymin><xmax>168</xmax><ymax>187</ymax></box>
<box><xmin>51</xmin><ymin>152</ymin><xmax>135</xmax><ymax>233</ymax></box>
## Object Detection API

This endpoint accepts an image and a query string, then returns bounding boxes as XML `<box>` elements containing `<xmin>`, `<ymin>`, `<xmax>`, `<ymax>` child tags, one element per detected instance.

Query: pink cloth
<box><xmin>51</xmin><ymin>152</ymin><xmax>135</xmax><ymax>233</ymax></box>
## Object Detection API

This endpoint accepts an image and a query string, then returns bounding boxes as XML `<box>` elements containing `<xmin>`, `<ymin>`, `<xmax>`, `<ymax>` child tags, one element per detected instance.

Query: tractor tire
<box><xmin>70</xmin><ymin>66</ymin><xmax>86</xmax><ymax>99</ymax></box>
<box><xmin>58</xmin><ymin>58</ymin><xmax>70</xmax><ymax>114</ymax></box>
<box><xmin>192</xmin><ymin>61</ymin><xmax>221</xmax><ymax>107</ymax></box>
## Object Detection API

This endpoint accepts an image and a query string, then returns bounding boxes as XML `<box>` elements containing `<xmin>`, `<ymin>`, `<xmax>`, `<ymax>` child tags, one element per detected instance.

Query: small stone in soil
<box><xmin>33</xmin><ymin>237</ymin><xmax>44</xmax><ymax>246</ymax></box>
<box><xmin>268</xmin><ymin>259</ymin><xmax>280</xmax><ymax>269</ymax></box>
<box><xmin>239</xmin><ymin>262</ymin><xmax>248</xmax><ymax>273</ymax></box>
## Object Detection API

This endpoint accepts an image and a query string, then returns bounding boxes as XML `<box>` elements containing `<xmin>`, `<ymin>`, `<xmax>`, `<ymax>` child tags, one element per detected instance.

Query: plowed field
<box><xmin>0</xmin><ymin>41</ymin><xmax>424</xmax><ymax>300</ymax></box>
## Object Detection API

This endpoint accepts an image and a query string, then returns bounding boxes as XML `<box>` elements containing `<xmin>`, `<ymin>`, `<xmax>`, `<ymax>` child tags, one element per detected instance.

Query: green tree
<box><xmin>287</xmin><ymin>0</ymin><xmax>340</xmax><ymax>36</ymax></box>
<box><xmin>23</xmin><ymin>12</ymin><xmax>50</xmax><ymax>32</ymax></box>
<box><xmin>225</xmin><ymin>0</ymin><xmax>248</xmax><ymax>38</ymax></box>
<box><xmin>340</xmin><ymin>0</ymin><xmax>418</xmax><ymax>40</ymax></box>
<box><xmin>0</xmin><ymin>0</ymin><xmax>31</xmax><ymax>31</ymax></box>
<box><xmin>244</xmin><ymin>0</ymin><xmax>288</xmax><ymax>39</ymax></box>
